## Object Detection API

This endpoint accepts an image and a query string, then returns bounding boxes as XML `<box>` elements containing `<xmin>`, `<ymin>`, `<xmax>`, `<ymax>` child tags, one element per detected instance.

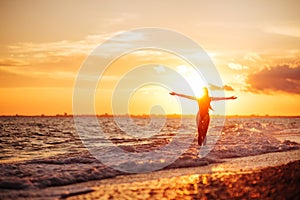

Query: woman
<box><xmin>170</xmin><ymin>87</ymin><xmax>237</xmax><ymax>146</ymax></box>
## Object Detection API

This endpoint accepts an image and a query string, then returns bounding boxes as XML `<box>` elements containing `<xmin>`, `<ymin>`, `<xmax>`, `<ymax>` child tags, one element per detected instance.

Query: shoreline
<box><xmin>1</xmin><ymin>149</ymin><xmax>299</xmax><ymax>199</ymax></box>
<box><xmin>69</xmin><ymin>159</ymin><xmax>300</xmax><ymax>200</ymax></box>
<box><xmin>66</xmin><ymin>160</ymin><xmax>300</xmax><ymax>200</ymax></box>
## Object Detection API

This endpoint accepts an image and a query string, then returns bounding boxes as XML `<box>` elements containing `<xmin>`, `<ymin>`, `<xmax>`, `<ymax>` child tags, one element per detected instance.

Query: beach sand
<box><xmin>1</xmin><ymin>149</ymin><xmax>299</xmax><ymax>200</ymax></box>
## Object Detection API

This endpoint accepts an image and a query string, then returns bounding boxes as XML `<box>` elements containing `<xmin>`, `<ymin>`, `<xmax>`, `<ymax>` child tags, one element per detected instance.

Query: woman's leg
<box><xmin>197</xmin><ymin>113</ymin><xmax>210</xmax><ymax>146</ymax></box>
<box><xmin>196</xmin><ymin>112</ymin><xmax>204</xmax><ymax>145</ymax></box>
<box><xmin>201</xmin><ymin>114</ymin><xmax>210</xmax><ymax>145</ymax></box>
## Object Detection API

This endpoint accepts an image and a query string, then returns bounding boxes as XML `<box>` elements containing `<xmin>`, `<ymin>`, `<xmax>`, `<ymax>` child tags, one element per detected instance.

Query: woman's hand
<box><xmin>230</xmin><ymin>96</ymin><xmax>237</xmax><ymax>99</ymax></box>
<box><xmin>169</xmin><ymin>92</ymin><xmax>176</xmax><ymax>95</ymax></box>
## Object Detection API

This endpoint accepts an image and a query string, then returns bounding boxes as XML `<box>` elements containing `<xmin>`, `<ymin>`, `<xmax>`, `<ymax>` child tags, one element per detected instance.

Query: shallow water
<box><xmin>0</xmin><ymin>116</ymin><xmax>299</xmax><ymax>163</ymax></box>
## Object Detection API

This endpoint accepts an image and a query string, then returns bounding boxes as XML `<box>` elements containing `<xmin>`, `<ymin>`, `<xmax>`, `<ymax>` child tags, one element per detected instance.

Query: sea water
<box><xmin>0</xmin><ymin>116</ymin><xmax>299</xmax><ymax>188</ymax></box>
<box><xmin>0</xmin><ymin>116</ymin><xmax>299</xmax><ymax>163</ymax></box>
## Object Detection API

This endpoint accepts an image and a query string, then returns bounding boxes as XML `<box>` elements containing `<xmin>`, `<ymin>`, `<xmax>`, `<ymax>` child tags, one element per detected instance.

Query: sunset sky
<box><xmin>1</xmin><ymin>0</ymin><xmax>300</xmax><ymax>116</ymax></box>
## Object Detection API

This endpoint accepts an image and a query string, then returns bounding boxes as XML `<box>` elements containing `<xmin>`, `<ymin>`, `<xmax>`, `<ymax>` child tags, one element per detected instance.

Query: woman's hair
<box><xmin>202</xmin><ymin>87</ymin><xmax>213</xmax><ymax>110</ymax></box>
<box><xmin>203</xmin><ymin>87</ymin><xmax>209</xmax><ymax>96</ymax></box>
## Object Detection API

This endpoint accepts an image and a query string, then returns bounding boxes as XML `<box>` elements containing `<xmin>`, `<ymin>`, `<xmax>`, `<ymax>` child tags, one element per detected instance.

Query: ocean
<box><xmin>0</xmin><ymin>116</ymin><xmax>299</xmax><ymax>189</ymax></box>
<box><xmin>1</xmin><ymin>116</ymin><xmax>299</xmax><ymax>163</ymax></box>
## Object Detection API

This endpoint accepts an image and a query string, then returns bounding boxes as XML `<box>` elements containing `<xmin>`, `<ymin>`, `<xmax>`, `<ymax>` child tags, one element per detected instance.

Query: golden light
<box><xmin>175</xmin><ymin>65</ymin><xmax>206</xmax><ymax>98</ymax></box>
<box><xmin>195</xmin><ymin>88</ymin><xmax>205</xmax><ymax>99</ymax></box>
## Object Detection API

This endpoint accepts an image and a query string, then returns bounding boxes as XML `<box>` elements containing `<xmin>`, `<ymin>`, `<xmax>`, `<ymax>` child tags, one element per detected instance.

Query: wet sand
<box><xmin>1</xmin><ymin>149</ymin><xmax>299</xmax><ymax>200</ymax></box>
<box><xmin>66</xmin><ymin>160</ymin><xmax>300</xmax><ymax>200</ymax></box>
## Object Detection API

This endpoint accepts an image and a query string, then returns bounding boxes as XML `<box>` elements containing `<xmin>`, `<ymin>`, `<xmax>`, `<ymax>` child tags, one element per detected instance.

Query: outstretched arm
<box><xmin>169</xmin><ymin>92</ymin><xmax>197</xmax><ymax>100</ymax></box>
<box><xmin>211</xmin><ymin>96</ymin><xmax>237</xmax><ymax>101</ymax></box>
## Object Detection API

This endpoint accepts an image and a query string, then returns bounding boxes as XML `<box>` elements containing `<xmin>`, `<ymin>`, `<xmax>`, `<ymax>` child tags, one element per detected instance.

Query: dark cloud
<box><xmin>246</xmin><ymin>65</ymin><xmax>300</xmax><ymax>94</ymax></box>
<box><xmin>223</xmin><ymin>85</ymin><xmax>235</xmax><ymax>91</ymax></box>
<box><xmin>209</xmin><ymin>84</ymin><xmax>235</xmax><ymax>91</ymax></box>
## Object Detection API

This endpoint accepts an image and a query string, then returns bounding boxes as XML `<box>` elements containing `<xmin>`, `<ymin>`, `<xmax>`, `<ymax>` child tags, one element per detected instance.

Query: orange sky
<box><xmin>0</xmin><ymin>0</ymin><xmax>300</xmax><ymax>116</ymax></box>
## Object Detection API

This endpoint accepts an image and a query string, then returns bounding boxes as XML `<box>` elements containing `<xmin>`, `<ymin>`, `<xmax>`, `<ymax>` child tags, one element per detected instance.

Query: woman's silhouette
<box><xmin>170</xmin><ymin>87</ymin><xmax>237</xmax><ymax>146</ymax></box>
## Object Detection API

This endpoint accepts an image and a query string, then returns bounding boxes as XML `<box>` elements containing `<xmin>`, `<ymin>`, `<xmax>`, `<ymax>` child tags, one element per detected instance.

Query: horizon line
<box><xmin>1</xmin><ymin>113</ymin><xmax>300</xmax><ymax>118</ymax></box>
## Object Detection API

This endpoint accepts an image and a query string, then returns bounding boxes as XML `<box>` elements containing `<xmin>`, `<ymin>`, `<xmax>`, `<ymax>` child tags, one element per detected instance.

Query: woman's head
<box><xmin>202</xmin><ymin>87</ymin><xmax>209</xmax><ymax>96</ymax></box>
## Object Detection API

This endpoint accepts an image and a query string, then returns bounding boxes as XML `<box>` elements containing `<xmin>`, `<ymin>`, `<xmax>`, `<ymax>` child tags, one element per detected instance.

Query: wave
<box><xmin>0</xmin><ymin>117</ymin><xmax>299</xmax><ymax>189</ymax></box>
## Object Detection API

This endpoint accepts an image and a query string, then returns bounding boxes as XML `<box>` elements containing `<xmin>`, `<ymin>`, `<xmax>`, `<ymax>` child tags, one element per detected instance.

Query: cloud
<box><xmin>264</xmin><ymin>23</ymin><xmax>300</xmax><ymax>38</ymax></box>
<box><xmin>0</xmin><ymin>68</ymin><xmax>74</xmax><ymax>88</ymax></box>
<box><xmin>209</xmin><ymin>84</ymin><xmax>235</xmax><ymax>91</ymax></box>
<box><xmin>228</xmin><ymin>62</ymin><xmax>248</xmax><ymax>70</ymax></box>
<box><xmin>0</xmin><ymin>33</ymin><xmax>114</xmax><ymax>87</ymax></box>
<box><xmin>154</xmin><ymin>65</ymin><xmax>166</xmax><ymax>73</ymax></box>
<box><xmin>2</xmin><ymin>33</ymin><xmax>110</xmax><ymax>72</ymax></box>
<box><xmin>223</xmin><ymin>85</ymin><xmax>235</xmax><ymax>91</ymax></box>
<box><xmin>246</xmin><ymin>65</ymin><xmax>300</xmax><ymax>94</ymax></box>
<box><xmin>6</xmin><ymin>30</ymin><xmax>147</xmax><ymax>61</ymax></box>
<box><xmin>7</xmin><ymin>34</ymin><xmax>109</xmax><ymax>57</ymax></box>
<box><xmin>0</xmin><ymin>58</ymin><xmax>29</xmax><ymax>67</ymax></box>
<box><xmin>243</xmin><ymin>53</ymin><xmax>262</xmax><ymax>62</ymax></box>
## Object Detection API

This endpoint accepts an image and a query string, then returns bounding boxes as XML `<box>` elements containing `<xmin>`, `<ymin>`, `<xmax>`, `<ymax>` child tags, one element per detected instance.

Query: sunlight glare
<box><xmin>176</xmin><ymin>65</ymin><xmax>206</xmax><ymax>98</ymax></box>
<box><xmin>196</xmin><ymin>88</ymin><xmax>205</xmax><ymax>99</ymax></box>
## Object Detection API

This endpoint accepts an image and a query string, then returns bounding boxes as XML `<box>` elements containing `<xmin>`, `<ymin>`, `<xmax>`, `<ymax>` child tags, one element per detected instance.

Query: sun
<box><xmin>175</xmin><ymin>65</ymin><xmax>206</xmax><ymax>98</ymax></box>
<box><xmin>195</xmin><ymin>89</ymin><xmax>205</xmax><ymax>99</ymax></box>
